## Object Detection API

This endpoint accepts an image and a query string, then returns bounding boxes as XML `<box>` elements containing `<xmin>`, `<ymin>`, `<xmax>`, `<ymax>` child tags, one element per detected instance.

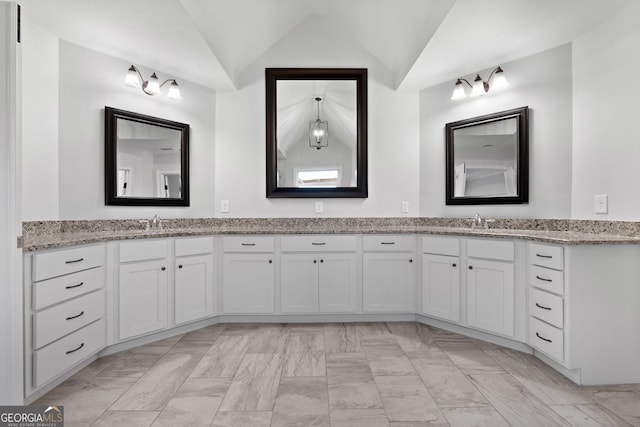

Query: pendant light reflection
<box><xmin>309</xmin><ymin>97</ymin><xmax>329</xmax><ymax>150</ymax></box>
<box><xmin>125</xmin><ymin>65</ymin><xmax>181</xmax><ymax>100</ymax></box>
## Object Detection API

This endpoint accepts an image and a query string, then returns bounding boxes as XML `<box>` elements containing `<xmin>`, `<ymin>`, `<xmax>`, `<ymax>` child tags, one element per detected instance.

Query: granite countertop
<box><xmin>20</xmin><ymin>218</ymin><xmax>640</xmax><ymax>251</ymax></box>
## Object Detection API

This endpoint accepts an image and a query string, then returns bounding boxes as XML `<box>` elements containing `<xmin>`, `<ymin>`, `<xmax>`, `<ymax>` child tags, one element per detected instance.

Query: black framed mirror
<box><xmin>446</xmin><ymin>106</ymin><xmax>529</xmax><ymax>205</ymax></box>
<box><xmin>266</xmin><ymin>68</ymin><xmax>368</xmax><ymax>198</ymax></box>
<box><xmin>105</xmin><ymin>106</ymin><xmax>190</xmax><ymax>206</ymax></box>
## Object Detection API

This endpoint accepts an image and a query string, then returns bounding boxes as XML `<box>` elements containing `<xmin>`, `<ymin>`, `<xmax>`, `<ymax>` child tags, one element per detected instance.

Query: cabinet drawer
<box><xmin>468</xmin><ymin>239</ymin><xmax>514</xmax><ymax>261</ymax></box>
<box><xmin>32</xmin><ymin>244</ymin><xmax>104</xmax><ymax>282</ymax></box>
<box><xmin>529</xmin><ymin>287</ymin><xmax>563</xmax><ymax>328</ymax></box>
<box><xmin>529</xmin><ymin>265</ymin><xmax>564</xmax><ymax>295</ymax></box>
<box><xmin>33</xmin><ymin>290</ymin><xmax>105</xmax><ymax>350</ymax></box>
<box><xmin>175</xmin><ymin>236</ymin><xmax>214</xmax><ymax>257</ymax></box>
<box><xmin>120</xmin><ymin>239</ymin><xmax>168</xmax><ymax>262</ymax></box>
<box><xmin>33</xmin><ymin>318</ymin><xmax>105</xmax><ymax>388</ymax></box>
<box><xmin>529</xmin><ymin>243</ymin><xmax>564</xmax><ymax>270</ymax></box>
<box><xmin>33</xmin><ymin>266</ymin><xmax>104</xmax><ymax>310</ymax></box>
<box><xmin>422</xmin><ymin>236</ymin><xmax>460</xmax><ymax>257</ymax></box>
<box><xmin>529</xmin><ymin>316</ymin><xmax>564</xmax><ymax>362</ymax></box>
<box><xmin>223</xmin><ymin>236</ymin><xmax>274</xmax><ymax>252</ymax></box>
<box><xmin>363</xmin><ymin>235</ymin><xmax>414</xmax><ymax>252</ymax></box>
<box><xmin>281</xmin><ymin>235</ymin><xmax>357</xmax><ymax>252</ymax></box>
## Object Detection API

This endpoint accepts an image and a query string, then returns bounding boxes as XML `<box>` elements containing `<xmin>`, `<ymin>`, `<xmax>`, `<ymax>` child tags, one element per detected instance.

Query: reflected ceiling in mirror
<box><xmin>266</xmin><ymin>68</ymin><xmax>368</xmax><ymax>198</ymax></box>
<box><xmin>105</xmin><ymin>107</ymin><xmax>190</xmax><ymax>206</ymax></box>
<box><xmin>446</xmin><ymin>106</ymin><xmax>528</xmax><ymax>205</ymax></box>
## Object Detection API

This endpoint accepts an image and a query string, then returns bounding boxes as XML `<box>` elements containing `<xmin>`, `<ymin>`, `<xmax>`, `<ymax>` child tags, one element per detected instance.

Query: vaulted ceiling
<box><xmin>20</xmin><ymin>0</ymin><xmax>632</xmax><ymax>92</ymax></box>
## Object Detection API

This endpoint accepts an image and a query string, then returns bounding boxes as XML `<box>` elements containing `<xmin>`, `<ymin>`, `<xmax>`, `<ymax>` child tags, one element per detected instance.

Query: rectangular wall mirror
<box><xmin>105</xmin><ymin>106</ymin><xmax>190</xmax><ymax>206</ymax></box>
<box><xmin>266</xmin><ymin>68</ymin><xmax>368</xmax><ymax>198</ymax></box>
<box><xmin>446</xmin><ymin>106</ymin><xmax>529</xmax><ymax>205</ymax></box>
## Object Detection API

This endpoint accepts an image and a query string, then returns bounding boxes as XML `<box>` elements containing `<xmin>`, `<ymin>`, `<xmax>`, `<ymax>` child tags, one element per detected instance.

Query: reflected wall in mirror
<box><xmin>446</xmin><ymin>106</ymin><xmax>528</xmax><ymax>205</ymax></box>
<box><xmin>266</xmin><ymin>68</ymin><xmax>368</xmax><ymax>198</ymax></box>
<box><xmin>105</xmin><ymin>107</ymin><xmax>190</xmax><ymax>206</ymax></box>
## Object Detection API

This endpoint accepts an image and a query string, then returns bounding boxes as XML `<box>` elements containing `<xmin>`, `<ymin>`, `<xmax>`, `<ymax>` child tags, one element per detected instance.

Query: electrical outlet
<box><xmin>594</xmin><ymin>194</ymin><xmax>608</xmax><ymax>214</ymax></box>
<box><xmin>220</xmin><ymin>200</ymin><xmax>229</xmax><ymax>213</ymax></box>
<box><xmin>315</xmin><ymin>201</ymin><xmax>324</xmax><ymax>214</ymax></box>
<box><xmin>401</xmin><ymin>201</ymin><xmax>409</xmax><ymax>213</ymax></box>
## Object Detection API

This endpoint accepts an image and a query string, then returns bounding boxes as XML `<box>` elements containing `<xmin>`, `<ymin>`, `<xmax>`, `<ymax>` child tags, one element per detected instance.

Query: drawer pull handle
<box><xmin>65</xmin><ymin>281</ymin><xmax>84</xmax><ymax>290</ymax></box>
<box><xmin>241</xmin><ymin>243</ymin><xmax>256</xmax><ymax>246</ymax></box>
<box><xmin>381</xmin><ymin>242</ymin><xmax>395</xmax><ymax>245</ymax></box>
<box><xmin>468</xmin><ymin>266</ymin><xmax>473</xmax><ymax>270</ymax></box>
<box><xmin>312</xmin><ymin>242</ymin><xmax>326</xmax><ymax>246</ymax></box>
<box><xmin>535</xmin><ymin>332</ymin><xmax>552</xmax><ymax>343</ymax></box>
<box><xmin>452</xmin><ymin>263</ymin><xmax>457</xmax><ymax>267</ymax></box>
<box><xmin>536</xmin><ymin>254</ymin><xmax>553</xmax><ymax>259</ymax></box>
<box><xmin>161</xmin><ymin>267</ymin><xmax>166</xmax><ymax>271</ymax></box>
<box><xmin>66</xmin><ymin>311</ymin><xmax>85</xmax><ymax>320</ymax></box>
<box><xmin>65</xmin><ymin>258</ymin><xmax>84</xmax><ymax>264</ymax></box>
<box><xmin>535</xmin><ymin>303</ymin><xmax>552</xmax><ymax>311</ymax></box>
<box><xmin>178</xmin><ymin>265</ymin><xmax>183</xmax><ymax>269</ymax></box>
<box><xmin>66</xmin><ymin>342</ymin><xmax>85</xmax><ymax>355</ymax></box>
<box><xmin>536</xmin><ymin>275</ymin><xmax>552</xmax><ymax>282</ymax></box>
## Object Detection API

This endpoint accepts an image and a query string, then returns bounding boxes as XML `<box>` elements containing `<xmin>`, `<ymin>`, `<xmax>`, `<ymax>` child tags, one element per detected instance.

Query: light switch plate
<box><xmin>594</xmin><ymin>194</ymin><xmax>608</xmax><ymax>214</ymax></box>
<box><xmin>315</xmin><ymin>201</ymin><xmax>324</xmax><ymax>214</ymax></box>
<box><xmin>221</xmin><ymin>200</ymin><xmax>229</xmax><ymax>213</ymax></box>
<box><xmin>401</xmin><ymin>201</ymin><xmax>409</xmax><ymax>213</ymax></box>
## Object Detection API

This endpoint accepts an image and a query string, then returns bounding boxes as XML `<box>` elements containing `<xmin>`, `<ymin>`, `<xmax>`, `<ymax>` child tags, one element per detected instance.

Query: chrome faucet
<box><xmin>151</xmin><ymin>214</ymin><xmax>162</xmax><ymax>230</ymax></box>
<box><xmin>471</xmin><ymin>213</ymin><xmax>495</xmax><ymax>230</ymax></box>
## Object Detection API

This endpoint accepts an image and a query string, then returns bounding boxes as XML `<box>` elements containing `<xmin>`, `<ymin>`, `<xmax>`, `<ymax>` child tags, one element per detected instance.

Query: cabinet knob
<box><xmin>409</xmin><ymin>259</ymin><xmax>413</xmax><ymax>263</ymax></box>
<box><xmin>161</xmin><ymin>267</ymin><xmax>166</xmax><ymax>271</ymax></box>
<box><xmin>313</xmin><ymin>260</ymin><xmax>317</xmax><ymax>264</ymax></box>
<box><xmin>452</xmin><ymin>263</ymin><xmax>457</xmax><ymax>267</ymax></box>
<box><xmin>268</xmin><ymin>260</ymin><xmax>273</xmax><ymax>264</ymax></box>
<box><xmin>178</xmin><ymin>265</ymin><xmax>183</xmax><ymax>269</ymax></box>
<box><xmin>320</xmin><ymin>259</ymin><xmax>324</xmax><ymax>263</ymax></box>
<box><xmin>468</xmin><ymin>265</ymin><xmax>473</xmax><ymax>270</ymax></box>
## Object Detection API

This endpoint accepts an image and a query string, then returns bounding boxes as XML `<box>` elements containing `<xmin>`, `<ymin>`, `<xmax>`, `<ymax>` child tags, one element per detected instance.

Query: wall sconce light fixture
<box><xmin>451</xmin><ymin>66</ymin><xmax>508</xmax><ymax>100</ymax></box>
<box><xmin>125</xmin><ymin>65</ymin><xmax>181</xmax><ymax>100</ymax></box>
<box><xmin>309</xmin><ymin>97</ymin><xmax>329</xmax><ymax>150</ymax></box>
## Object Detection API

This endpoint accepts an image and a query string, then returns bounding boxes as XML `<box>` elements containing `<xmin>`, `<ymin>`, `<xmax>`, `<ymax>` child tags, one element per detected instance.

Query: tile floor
<box><xmin>35</xmin><ymin>322</ymin><xmax>640</xmax><ymax>426</ymax></box>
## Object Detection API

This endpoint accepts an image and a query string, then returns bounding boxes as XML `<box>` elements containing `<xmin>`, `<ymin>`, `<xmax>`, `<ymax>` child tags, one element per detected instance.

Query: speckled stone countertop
<box><xmin>20</xmin><ymin>217</ymin><xmax>640</xmax><ymax>251</ymax></box>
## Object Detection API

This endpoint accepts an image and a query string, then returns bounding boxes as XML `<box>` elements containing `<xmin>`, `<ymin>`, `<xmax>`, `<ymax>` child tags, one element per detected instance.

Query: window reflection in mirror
<box><xmin>105</xmin><ymin>107</ymin><xmax>190</xmax><ymax>206</ymax></box>
<box><xmin>446</xmin><ymin>107</ymin><xmax>528</xmax><ymax>205</ymax></box>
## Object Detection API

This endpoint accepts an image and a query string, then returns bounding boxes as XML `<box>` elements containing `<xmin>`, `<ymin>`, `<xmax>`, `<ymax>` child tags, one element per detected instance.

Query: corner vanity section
<box><xmin>21</xmin><ymin>221</ymin><xmax>640</xmax><ymax>402</ymax></box>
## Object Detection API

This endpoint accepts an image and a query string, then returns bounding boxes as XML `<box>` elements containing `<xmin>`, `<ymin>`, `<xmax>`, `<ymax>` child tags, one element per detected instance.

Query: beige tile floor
<box><xmin>36</xmin><ymin>322</ymin><xmax>640</xmax><ymax>426</ymax></box>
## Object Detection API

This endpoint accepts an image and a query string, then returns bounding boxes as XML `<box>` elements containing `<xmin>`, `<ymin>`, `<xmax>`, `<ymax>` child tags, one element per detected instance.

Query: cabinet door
<box><xmin>175</xmin><ymin>254</ymin><xmax>214</xmax><ymax>325</ymax></box>
<box><xmin>319</xmin><ymin>253</ymin><xmax>357</xmax><ymax>313</ymax></box>
<box><xmin>363</xmin><ymin>253</ymin><xmax>415</xmax><ymax>312</ymax></box>
<box><xmin>467</xmin><ymin>259</ymin><xmax>514</xmax><ymax>337</ymax></box>
<box><xmin>222</xmin><ymin>254</ymin><xmax>274</xmax><ymax>314</ymax></box>
<box><xmin>422</xmin><ymin>254</ymin><xmax>460</xmax><ymax>322</ymax></box>
<box><xmin>281</xmin><ymin>253</ymin><xmax>319</xmax><ymax>313</ymax></box>
<box><xmin>119</xmin><ymin>260</ymin><xmax>168</xmax><ymax>340</ymax></box>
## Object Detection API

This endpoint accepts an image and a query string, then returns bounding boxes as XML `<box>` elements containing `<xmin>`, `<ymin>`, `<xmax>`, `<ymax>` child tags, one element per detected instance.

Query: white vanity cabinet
<box><xmin>527</xmin><ymin>242</ymin><xmax>640</xmax><ymax>385</ymax></box>
<box><xmin>281</xmin><ymin>235</ymin><xmax>357</xmax><ymax>313</ymax></box>
<box><xmin>24</xmin><ymin>244</ymin><xmax>107</xmax><ymax>395</ymax></box>
<box><xmin>421</xmin><ymin>236</ymin><xmax>461</xmax><ymax>322</ymax></box>
<box><xmin>362</xmin><ymin>235</ymin><xmax>415</xmax><ymax>313</ymax></box>
<box><xmin>174</xmin><ymin>237</ymin><xmax>215</xmax><ymax>325</ymax></box>
<box><xmin>118</xmin><ymin>239</ymin><xmax>169</xmax><ymax>340</ymax></box>
<box><xmin>222</xmin><ymin>236</ymin><xmax>275</xmax><ymax>314</ymax></box>
<box><xmin>466</xmin><ymin>239</ymin><xmax>515</xmax><ymax>337</ymax></box>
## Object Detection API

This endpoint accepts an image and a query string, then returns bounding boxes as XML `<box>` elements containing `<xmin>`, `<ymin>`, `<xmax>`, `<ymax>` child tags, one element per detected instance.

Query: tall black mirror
<box><xmin>105</xmin><ymin>106</ymin><xmax>190</xmax><ymax>206</ymax></box>
<box><xmin>446</xmin><ymin>106</ymin><xmax>529</xmax><ymax>205</ymax></box>
<box><xmin>266</xmin><ymin>68</ymin><xmax>368</xmax><ymax>198</ymax></box>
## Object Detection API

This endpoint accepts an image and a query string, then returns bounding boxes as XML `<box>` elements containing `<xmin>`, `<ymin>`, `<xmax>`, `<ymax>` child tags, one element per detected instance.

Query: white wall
<box><xmin>419</xmin><ymin>44</ymin><xmax>573</xmax><ymax>219</ymax></box>
<box><xmin>571</xmin><ymin>1</ymin><xmax>640</xmax><ymax>220</ymax></box>
<box><xmin>21</xmin><ymin>17</ymin><xmax>59</xmax><ymax>220</ymax></box>
<box><xmin>215</xmin><ymin>16</ymin><xmax>420</xmax><ymax>217</ymax></box>
<box><xmin>54</xmin><ymin>41</ymin><xmax>216</xmax><ymax>220</ymax></box>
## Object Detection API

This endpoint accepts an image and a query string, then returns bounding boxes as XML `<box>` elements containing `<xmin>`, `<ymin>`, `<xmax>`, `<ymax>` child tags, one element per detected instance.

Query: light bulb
<box><xmin>125</xmin><ymin>65</ymin><xmax>140</xmax><ymax>87</ymax></box>
<box><xmin>146</xmin><ymin>73</ymin><xmax>161</xmax><ymax>95</ymax></box>
<box><xmin>451</xmin><ymin>79</ymin><xmax>467</xmax><ymax>100</ymax></box>
<box><xmin>167</xmin><ymin>80</ymin><xmax>181</xmax><ymax>100</ymax></box>
<box><xmin>491</xmin><ymin>67</ymin><xmax>509</xmax><ymax>91</ymax></box>
<box><xmin>470</xmin><ymin>75</ymin><xmax>485</xmax><ymax>97</ymax></box>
